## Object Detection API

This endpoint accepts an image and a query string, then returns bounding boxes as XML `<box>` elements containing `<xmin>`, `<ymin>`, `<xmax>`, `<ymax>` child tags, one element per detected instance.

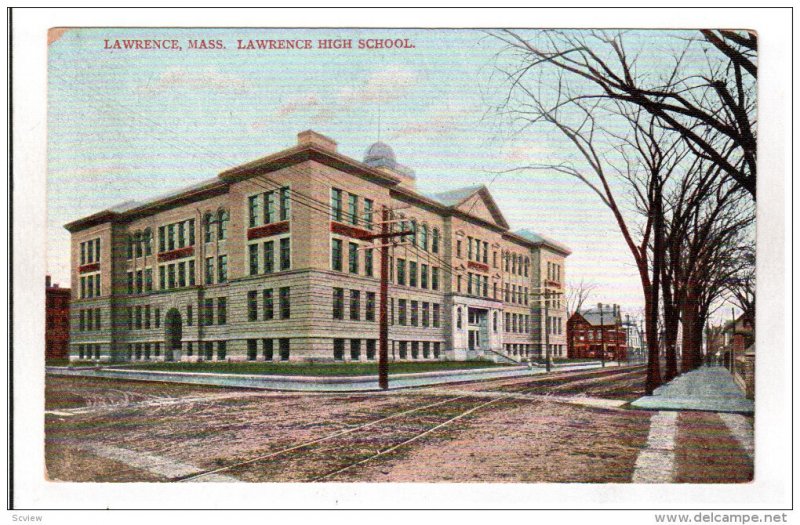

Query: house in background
<box><xmin>567</xmin><ymin>305</ymin><xmax>627</xmax><ymax>361</ymax></box>
<box><xmin>46</xmin><ymin>275</ymin><xmax>71</xmax><ymax>361</ymax></box>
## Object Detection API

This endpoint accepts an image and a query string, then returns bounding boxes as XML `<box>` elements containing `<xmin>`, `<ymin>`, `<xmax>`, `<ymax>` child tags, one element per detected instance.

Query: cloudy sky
<box><xmin>48</xmin><ymin>27</ymin><xmax>722</xmax><ymax>319</ymax></box>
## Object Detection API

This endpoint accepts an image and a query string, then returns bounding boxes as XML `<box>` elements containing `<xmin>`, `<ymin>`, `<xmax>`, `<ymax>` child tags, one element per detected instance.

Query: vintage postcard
<box><xmin>9</xmin><ymin>7</ymin><xmax>792</xmax><ymax>519</ymax></box>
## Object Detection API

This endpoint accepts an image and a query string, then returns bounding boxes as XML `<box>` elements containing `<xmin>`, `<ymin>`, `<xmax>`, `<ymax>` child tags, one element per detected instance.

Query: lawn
<box><xmin>115</xmin><ymin>360</ymin><xmax>515</xmax><ymax>376</ymax></box>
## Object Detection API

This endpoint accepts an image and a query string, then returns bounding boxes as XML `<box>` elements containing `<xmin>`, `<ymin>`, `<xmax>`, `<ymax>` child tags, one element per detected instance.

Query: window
<box><xmin>420</xmin><ymin>264</ymin><xmax>428</xmax><ymax>289</ymax></box>
<box><xmin>280</xmin><ymin>187</ymin><xmax>290</xmax><ymax>221</ymax></box>
<box><xmin>177</xmin><ymin>262</ymin><xmax>186</xmax><ymax>288</ymax></box>
<box><xmin>399</xmin><ymin>341</ymin><xmax>408</xmax><ymax>359</ymax></box>
<box><xmin>468</xmin><ymin>237</ymin><xmax>473</xmax><ymax>259</ymax></box>
<box><xmin>433</xmin><ymin>304</ymin><xmax>441</xmax><ymax>328</ymax></box>
<box><xmin>434</xmin><ymin>342</ymin><xmax>441</xmax><ymax>359</ymax></box>
<box><xmin>331</xmin><ymin>188</ymin><xmax>343</xmax><ymax>222</ymax></box>
<box><xmin>457</xmin><ymin>240</ymin><xmax>462</xmax><ymax>258</ymax></box>
<box><xmin>217</xmin><ymin>341</ymin><xmax>227</xmax><ymax>360</ymax></box>
<box><xmin>432</xmin><ymin>228</ymin><xmax>439</xmax><ymax>253</ymax></box>
<box><xmin>204</xmin><ymin>213</ymin><xmax>213</xmax><ymax>243</ymax></box>
<box><xmin>431</xmin><ymin>267</ymin><xmax>439</xmax><ymax>291</ymax></box>
<box><xmin>204</xmin><ymin>341</ymin><xmax>214</xmax><ymax>360</ymax></box>
<box><xmin>217</xmin><ymin>255</ymin><xmax>228</xmax><ymax>283</ymax></box>
<box><xmin>409</xmin><ymin>262</ymin><xmax>418</xmax><ymax>288</ymax></box>
<box><xmin>483</xmin><ymin>241</ymin><xmax>488</xmax><ymax>264</ymax></box>
<box><xmin>263</xmin><ymin>339</ymin><xmax>274</xmax><ymax>361</ymax></box>
<box><xmin>398</xmin><ymin>299</ymin><xmax>407</xmax><ymax>325</ymax></box>
<box><xmin>263</xmin><ymin>289</ymin><xmax>274</xmax><ymax>320</ymax></box>
<box><xmin>457</xmin><ymin>308</ymin><xmax>462</xmax><ymax>329</ymax></box>
<box><xmin>333</xmin><ymin>339</ymin><xmax>345</xmax><ymax>361</ymax></box>
<box><xmin>127</xmin><ymin>272</ymin><xmax>134</xmax><ymax>294</ymax></box>
<box><xmin>347</xmin><ymin>193</ymin><xmax>358</xmax><ymax>225</ymax></box>
<box><xmin>217</xmin><ymin>210</ymin><xmax>229</xmax><ymax>240</ymax></box>
<box><xmin>410</xmin><ymin>220</ymin><xmax>417</xmax><ymax>246</ymax></box>
<box><xmin>350</xmin><ymin>290</ymin><xmax>360</xmax><ymax>321</ymax></box>
<box><xmin>249</xmin><ymin>244</ymin><xmax>259</xmax><ymax>275</ymax></box>
<box><xmin>145</xmin><ymin>268</ymin><xmax>153</xmax><ymax>292</ymax></box>
<box><xmin>420</xmin><ymin>225</ymin><xmax>428</xmax><ymax>251</ymax></box>
<box><xmin>331</xmin><ymin>238</ymin><xmax>343</xmax><ymax>271</ymax></box>
<box><xmin>263</xmin><ymin>241</ymin><xmax>274</xmax><ymax>274</ymax></box>
<box><xmin>279</xmin><ymin>287</ymin><xmax>291</xmax><ymax>319</ymax></box>
<box><xmin>366</xmin><ymin>292</ymin><xmax>376</xmax><ymax>322</ymax></box>
<box><xmin>247</xmin><ymin>290</ymin><xmax>258</xmax><ymax>321</ymax></box>
<box><xmin>155</xmin><ymin>308</ymin><xmax>160</xmax><ymax>328</ymax></box>
<box><xmin>348</xmin><ymin>242</ymin><xmax>359</xmax><ymax>274</ymax></box>
<box><xmin>280</xmin><ymin>238</ymin><xmax>291</xmax><ymax>270</ymax></box>
<box><xmin>366</xmin><ymin>339</ymin><xmax>376</xmax><ymax>360</ymax></box>
<box><xmin>396</xmin><ymin>259</ymin><xmax>406</xmax><ymax>285</ymax></box>
<box><xmin>483</xmin><ymin>276</ymin><xmax>489</xmax><ymax>298</ymax></box>
<box><xmin>363</xmin><ymin>199</ymin><xmax>373</xmax><ymax>230</ymax></box>
<box><xmin>350</xmin><ymin>339</ymin><xmax>361</xmax><ymax>361</ymax></box>
<box><xmin>167</xmin><ymin>224</ymin><xmax>176</xmax><ymax>251</ymax></box>
<box><xmin>411</xmin><ymin>342</ymin><xmax>419</xmax><ymax>359</ymax></box>
<box><xmin>247</xmin><ymin>339</ymin><xmax>258</xmax><ymax>361</ymax></box>
<box><xmin>279</xmin><ymin>339</ymin><xmax>290</xmax><ymax>361</ymax></box>
<box><xmin>332</xmin><ymin>288</ymin><xmax>344</xmax><ymax>319</ymax></box>
<box><xmin>188</xmin><ymin>220</ymin><xmax>195</xmax><ymax>247</ymax></box>
<box><xmin>410</xmin><ymin>301</ymin><xmax>419</xmax><ymax>326</ymax></box>
<box><xmin>217</xmin><ymin>298</ymin><xmax>227</xmax><ymax>325</ymax></box>
<box><xmin>187</xmin><ymin>304</ymin><xmax>193</xmax><ymax>326</ymax></box>
<box><xmin>203</xmin><ymin>298</ymin><xmax>214</xmax><ymax>326</ymax></box>
<box><xmin>144</xmin><ymin>306</ymin><xmax>150</xmax><ymax>329</ymax></box>
<box><xmin>457</xmin><ymin>275</ymin><xmax>462</xmax><ymax>293</ymax></box>
<box><xmin>178</xmin><ymin>222</ymin><xmax>186</xmax><ymax>248</ymax></box>
<box><xmin>364</xmin><ymin>248</ymin><xmax>373</xmax><ymax>277</ymax></box>
<box><xmin>264</xmin><ymin>191</ymin><xmax>275</xmax><ymax>224</ymax></box>
<box><xmin>135</xmin><ymin>306</ymin><xmax>142</xmax><ymax>329</ymax></box>
<box><xmin>79</xmin><ymin>310</ymin><xmax>85</xmax><ymax>331</ymax></box>
<box><xmin>423</xmin><ymin>342</ymin><xmax>430</xmax><ymax>359</ymax></box>
<box><xmin>248</xmin><ymin>195</ymin><xmax>260</xmax><ymax>228</ymax></box>
<box><xmin>422</xmin><ymin>302</ymin><xmax>430</xmax><ymax>327</ymax></box>
<box><xmin>493</xmin><ymin>312</ymin><xmax>498</xmax><ymax>332</ymax></box>
<box><xmin>205</xmin><ymin>258</ymin><xmax>214</xmax><ymax>285</ymax></box>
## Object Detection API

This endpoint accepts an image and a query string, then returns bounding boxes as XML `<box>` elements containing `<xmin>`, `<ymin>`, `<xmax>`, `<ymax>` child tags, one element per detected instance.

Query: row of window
<box><xmin>331</xmin><ymin>188</ymin><xmax>373</xmax><ymax>230</ymax></box>
<box><xmin>205</xmin><ymin>255</ymin><xmax>228</xmax><ymax>285</ymax></box>
<box><xmin>546</xmin><ymin>316</ymin><xmax>564</xmax><ymax>336</ymax></box>
<box><xmin>505</xmin><ymin>344</ymin><xmax>534</xmax><ymax>357</ymax></box>
<box><xmin>79</xmin><ymin>238</ymin><xmax>101</xmax><ymax>266</ymax></box>
<box><xmin>76</xmin><ymin>344</ymin><xmax>102</xmax><ymax>360</ymax></box>
<box><xmin>204</xmin><ymin>210</ymin><xmax>230</xmax><ymax>242</ymax></box>
<box><xmin>546</xmin><ymin>261</ymin><xmax>562</xmax><ymax>282</ymax></box>
<box><xmin>332</xmin><ymin>288</ymin><xmax>376</xmax><ymax>321</ymax></box>
<box><xmin>79</xmin><ymin>273</ymin><xmax>101</xmax><ymax>299</ymax></box>
<box><xmin>505</xmin><ymin>251</ymin><xmax>530</xmax><ymax>277</ymax></box>
<box><xmin>465</xmin><ymin>236</ymin><xmax>489</xmax><ymax>264</ymax></box>
<box><xmin>246</xmin><ymin>287</ymin><xmax>292</xmax><ymax>321</ymax></box>
<box><xmin>332</xmin><ymin>338</ymin><xmax>377</xmax><ymax>361</ymax></box>
<box><xmin>393</xmin><ymin>258</ymin><xmax>440</xmax><ymax>290</ymax></box>
<box><xmin>248</xmin><ymin>188</ymin><xmax>291</xmax><ymax>228</ymax></box>
<box><xmin>505</xmin><ymin>312</ymin><xmax>532</xmax><ymax>334</ymax></box>
<box><xmin>245</xmin><ymin>338</ymin><xmax>292</xmax><ymax>361</ymax></box>
<box><xmin>248</xmin><ymin>237</ymin><xmax>291</xmax><ymax>276</ymax></box>
<box><xmin>125</xmin><ymin>255</ymin><xmax>229</xmax><ymax>295</ymax></box>
<box><xmin>393</xmin><ymin>299</ymin><xmax>442</xmax><ymax>328</ymax></box>
<box><xmin>390</xmin><ymin>213</ymin><xmax>440</xmax><ymax>253</ymax></box>
<box><xmin>396</xmin><ymin>340</ymin><xmax>442</xmax><ymax>360</ymax></box>
<box><xmin>77</xmin><ymin>308</ymin><xmax>102</xmax><ymax>332</ymax></box>
<box><xmin>331</xmin><ymin>239</ymin><xmax>374</xmax><ymax>276</ymax></box>
<box><xmin>157</xmin><ymin>219</ymin><xmax>196</xmax><ymax>254</ymax></box>
<box><xmin>126</xmin><ymin>305</ymin><xmax>161</xmax><ymax>330</ymax></box>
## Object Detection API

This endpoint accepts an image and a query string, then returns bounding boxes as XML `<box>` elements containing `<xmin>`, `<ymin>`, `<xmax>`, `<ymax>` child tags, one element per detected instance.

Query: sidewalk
<box><xmin>630</xmin><ymin>366</ymin><xmax>754</xmax><ymax>414</ymax></box>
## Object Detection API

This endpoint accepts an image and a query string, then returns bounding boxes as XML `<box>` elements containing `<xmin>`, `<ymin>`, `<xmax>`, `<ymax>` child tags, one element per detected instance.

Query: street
<box><xmin>45</xmin><ymin>366</ymin><xmax>753</xmax><ymax>483</ymax></box>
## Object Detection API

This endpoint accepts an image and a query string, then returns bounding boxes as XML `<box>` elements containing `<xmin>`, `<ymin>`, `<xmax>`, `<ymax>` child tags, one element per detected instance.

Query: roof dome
<box><xmin>364</xmin><ymin>141</ymin><xmax>396</xmax><ymax>168</ymax></box>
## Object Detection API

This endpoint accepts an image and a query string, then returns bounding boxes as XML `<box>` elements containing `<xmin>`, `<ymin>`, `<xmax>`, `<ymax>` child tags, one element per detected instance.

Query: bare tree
<box><xmin>490</xmin><ymin>29</ymin><xmax>757</xmax><ymax>198</ymax></box>
<box><xmin>566</xmin><ymin>278</ymin><xmax>596</xmax><ymax>317</ymax></box>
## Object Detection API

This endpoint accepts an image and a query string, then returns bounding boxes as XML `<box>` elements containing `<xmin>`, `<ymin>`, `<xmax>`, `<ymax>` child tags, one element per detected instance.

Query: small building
<box><xmin>567</xmin><ymin>305</ymin><xmax>626</xmax><ymax>361</ymax></box>
<box><xmin>46</xmin><ymin>275</ymin><xmax>71</xmax><ymax>361</ymax></box>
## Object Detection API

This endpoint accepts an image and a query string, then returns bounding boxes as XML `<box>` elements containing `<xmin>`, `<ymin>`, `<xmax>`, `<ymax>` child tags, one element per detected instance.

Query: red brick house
<box><xmin>567</xmin><ymin>306</ymin><xmax>627</xmax><ymax>361</ymax></box>
<box><xmin>46</xmin><ymin>275</ymin><xmax>70</xmax><ymax>360</ymax></box>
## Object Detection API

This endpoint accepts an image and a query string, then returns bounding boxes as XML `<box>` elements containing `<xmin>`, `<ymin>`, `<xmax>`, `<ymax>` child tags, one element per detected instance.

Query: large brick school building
<box><xmin>66</xmin><ymin>131</ymin><xmax>569</xmax><ymax>363</ymax></box>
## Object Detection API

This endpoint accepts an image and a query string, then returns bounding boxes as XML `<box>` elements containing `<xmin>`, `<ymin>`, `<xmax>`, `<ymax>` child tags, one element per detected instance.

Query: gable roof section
<box><xmin>427</xmin><ymin>185</ymin><xmax>510</xmax><ymax>230</ymax></box>
<box><xmin>512</xmin><ymin>228</ymin><xmax>572</xmax><ymax>256</ymax></box>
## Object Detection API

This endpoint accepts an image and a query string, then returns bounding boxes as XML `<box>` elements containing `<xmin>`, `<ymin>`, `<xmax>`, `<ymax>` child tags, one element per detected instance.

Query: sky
<box><xmin>47</xmin><ymin>27</ymin><xmax>744</xmax><ymax>321</ymax></box>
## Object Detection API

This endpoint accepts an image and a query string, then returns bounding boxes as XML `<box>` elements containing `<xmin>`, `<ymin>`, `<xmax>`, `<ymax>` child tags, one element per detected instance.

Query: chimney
<box><xmin>46</xmin><ymin>275</ymin><xmax>51</xmax><ymax>288</ymax></box>
<box><xmin>297</xmin><ymin>130</ymin><xmax>338</xmax><ymax>152</ymax></box>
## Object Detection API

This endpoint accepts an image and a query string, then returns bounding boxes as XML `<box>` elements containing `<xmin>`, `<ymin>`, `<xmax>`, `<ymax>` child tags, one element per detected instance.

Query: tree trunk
<box><xmin>680</xmin><ymin>284</ymin><xmax>699</xmax><ymax>372</ymax></box>
<box><xmin>660</xmin><ymin>266</ymin><xmax>680</xmax><ymax>381</ymax></box>
<box><xmin>646</xmin><ymin>190</ymin><xmax>665</xmax><ymax>394</ymax></box>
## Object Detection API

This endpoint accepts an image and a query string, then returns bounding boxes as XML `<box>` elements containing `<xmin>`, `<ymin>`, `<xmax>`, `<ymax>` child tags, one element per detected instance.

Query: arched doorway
<box><xmin>164</xmin><ymin>308</ymin><xmax>182</xmax><ymax>362</ymax></box>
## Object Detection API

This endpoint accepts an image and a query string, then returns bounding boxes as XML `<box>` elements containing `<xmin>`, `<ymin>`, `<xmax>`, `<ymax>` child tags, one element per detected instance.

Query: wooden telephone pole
<box><xmin>363</xmin><ymin>206</ymin><xmax>412</xmax><ymax>390</ymax></box>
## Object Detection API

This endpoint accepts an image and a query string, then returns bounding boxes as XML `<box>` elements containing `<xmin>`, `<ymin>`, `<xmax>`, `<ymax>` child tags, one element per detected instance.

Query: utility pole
<box><xmin>625</xmin><ymin>313</ymin><xmax>631</xmax><ymax>365</ymax></box>
<box><xmin>363</xmin><ymin>206</ymin><xmax>412</xmax><ymax>390</ymax></box>
<box><xmin>598</xmin><ymin>303</ymin><xmax>606</xmax><ymax>368</ymax></box>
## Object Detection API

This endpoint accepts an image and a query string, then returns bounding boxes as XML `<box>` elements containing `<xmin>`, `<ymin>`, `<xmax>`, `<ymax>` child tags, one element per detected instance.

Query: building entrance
<box><xmin>467</xmin><ymin>308</ymin><xmax>489</xmax><ymax>352</ymax></box>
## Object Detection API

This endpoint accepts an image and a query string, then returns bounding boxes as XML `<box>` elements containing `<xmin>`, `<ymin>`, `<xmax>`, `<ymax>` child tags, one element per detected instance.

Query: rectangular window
<box><xmin>348</xmin><ymin>242</ymin><xmax>359</xmax><ymax>274</ymax></box>
<box><xmin>409</xmin><ymin>261</ymin><xmax>417</xmax><ymax>287</ymax></box>
<box><xmin>483</xmin><ymin>241</ymin><xmax>489</xmax><ymax>264</ymax></box>
<box><xmin>263</xmin><ymin>289</ymin><xmax>274</xmax><ymax>320</ymax></box>
<box><xmin>80</xmin><ymin>243</ymin><xmax>86</xmax><ymax>265</ymax></box>
<box><xmin>127</xmin><ymin>272</ymin><xmax>134</xmax><ymax>294</ymax></box>
<box><xmin>263</xmin><ymin>240</ymin><xmax>274</xmax><ymax>274</ymax></box>
<box><xmin>159</xmin><ymin>266</ymin><xmax>166</xmax><ymax>289</ymax></box>
<box><xmin>467</xmin><ymin>273</ymin><xmax>473</xmax><ymax>295</ymax></box>
<box><xmin>331</xmin><ymin>188</ymin><xmax>343</xmax><ymax>222</ymax></box>
<box><xmin>204</xmin><ymin>341</ymin><xmax>213</xmax><ymax>360</ymax></box>
<box><xmin>398</xmin><ymin>299</ymin><xmax>407</xmax><ymax>326</ymax></box>
<box><xmin>167</xmin><ymin>224</ymin><xmax>175</xmax><ymax>251</ymax></box>
<box><xmin>178</xmin><ymin>221</ymin><xmax>186</xmax><ymax>248</ymax></box>
<box><xmin>86</xmin><ymin>309</ymin><xmax>93</xmax><ymax>331</ymax></box>
<box><xmin>135</xmin><ymin>306</ymin><xmax>142</xmax><ymax>330</ymax></box>
<box><xmin>177</xmin><ymin>262</ymin><xmax>186</xmax><ymax>288</ymax></box>
<box><xmin>331</xmin><ymin>238</ymin><xmax>343</xmax><ymax>271</ymax></box>
<box><xmin>279</xmin><ymin>287</ymin><xmax>291</xmax><ymax>319</ymax></box>
<box><xmin>205</xmin><ymin>258</ymin><xmax>214</xmax><ymax>285</ymax></box>
<box><xmin>145</xmin><ymin>268</ymin><xmax>153</xmax><ymax>292</ymax></box>
<box><xmin>264</xmin><ymin>191</ymin><xmax>275</xmax><ymax>224</ymax></box>
<box><xmin>280</xmin><ymin>187</ymin><xmax>290</xmax><ymax>221</ymax></box>
<box><xmin>457</xmin><ymin>240</ymin><xmax>462</xmax><ymax>258</ymax></box>
<box><xmin>262</xmin><ymin>338</ymin><xmax>274</xmax><ymax>361</ymax></box>
<box><xmin>333</xmin><ymin>339</ymin><xmax>345</xmax><ymax>361</ymax></box>
<box><xmin>247</xmin><ymin>339</ymin><xmax>258</xmax><ymax>361</ymax></box>
<box><xmin>279</xmin><ymin>338</ymin><xmax>290</xmax><ymax>361</ymax></box>
<box><xmin>366</xmin><ymin>292</ymin><xmax>376</xmax><ymax>322</ymax></box>
<box><xmin>422</xmin><ymin>302</ymin><xmax>430</xmax><ymax>327</ymax></box>
<box><xmin>248</xmin><ymin>195</ymin><xmax>260</xmax><ymax>228</ymax></box>
<box><xmin>80</xmin><ymin>276</ymin><xmax>86</xmax><ymax>299</ymax></box>
<box><xmin>366</xmin><ymin>339</ymin><xmax>376</xmax><ymax>360</ymax></box>
<box><xmin>188</xmin><ymin>260</ymin><xmax>195</xmax><ymax>286</ymax></box>
<box><xmin>187</xmin><ymin>304</ymin><xmax>193</xmax><ymax>326</ymax></box>
<box><xmin>350</xmin><ymin>339</ymin><xmax>361</xmax><ymax>361</ymax></box>
<box><xmin>155</xmin><ymin>308</ymin><xmax>160</xmax><ymax>328</ymax></box>
<box><xmin>144</xmin><ymin>305</ymin><xmax>150</xmax><ymax>329</ymax></box>
<box><xmin>433</xmin><ymin>304</ymin><xmax>441</xmax><ymax>328</ymax></box>
<box><xmin>411</xmin><ymin>301</ymin><xmax>419</xmax><ymax>326</ymax></box>
<box><xmin>468</xmin><ymin>236</ymin><xmax>473</xmax><ymax>259</ymax></box>
<box><xmin>347</xmin><ymin>193</ymin><xmax>358</xmax><ymax>225</ymax></box>
<box><xmin>203</xmin><ymin>298</ymin><xmax>214</xmax><ymax>326</ymax></box>
<box><xmin>280</xmin><ymin>238</ymin><xmax>290</xmax><ymax>271</ymax></box>
<box><xmin>483</xmin><ymin>276</ymin><xmax>489</xmax><ymax>298</ymax></box>
<box><xmin>363</xmin><ymin>199</ymin><xmax>373</xmax><ymax>230</ymax></box>
<box><xmin>95</xmin><ymin>274</ymin><xmax>101</xmax><ymax>297</ymax></box>
<box><xmin>350</xmin><ymin>290</ymin><xmax>360</xmax><ymax>321</ymax></box>
<box><xmin>420</xmin><ymin>264</ymin><xmax>428</xmax><ymax>289</ymax></box>
<box><xmin>188</xmin><ymin>219</ymin><xmax>195</xmax><ymax>246</ymax></box>
<box><xmin>217</xmin><ymin>341</ymin><xmax>227</xmax><ymax>360</ymax></box>
<box><xmin>333</xmin><ymin>288</ymin><xmax>344</xmax><ymax>320</ymax></box>
<box><xmin>158</xmin><ymin>227</ymin><xmax>165</xmax><ymax>253</ymax></box>
<box><xmin>217</xmin><ymin>255</ymin><xmax>227</xmax><ymax>283</ymax></box>
<box><xmin>431</xmin><ymin>267</ymin><xmax>439</xmax><ymax>290</ymax></box>
<box><xmin>79</xmin><ymin>310</ymin><xmax>85</xmax><ymax>331</ymax></box>
<box><xmin>397</xmin><ymin>259</ymin><xmax>406</xmax><ymax>286</ymax></box>
<box><xmin>168</xmin><ymin>264</ymin><xmax>176</xmax><ymax>289</ymax></box>
<box><xmin>217</xmin><ymin>297</ymin><xmax>227</xmax><ymax>325</ymax></box>
<box><xmin>247</xmin><ymin>290</ymin><xmax>258</xmax><ymax>321</ymax></box>
<box><xmin>364</xmin><ymin>248</ymin><xmax>373</xmax><ymax>277</ymax></box>
<box><xmin>249</xmin><ymin>244</ymin><xmax>259</xmax><ymax>275</ymax></box>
